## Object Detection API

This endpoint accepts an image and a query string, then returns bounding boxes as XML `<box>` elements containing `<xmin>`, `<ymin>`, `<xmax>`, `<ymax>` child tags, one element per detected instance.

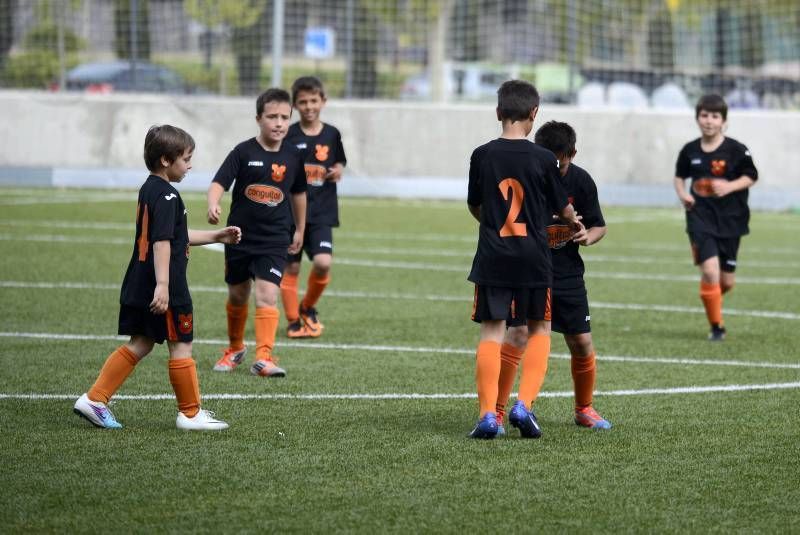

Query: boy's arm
<box><xmin>673</xmin><ymin>176</ymin><xmax>695</xmax><ymax>210</ymax></box>
<box><xmin>468</xmin><ymin>204</ymin><xmax>481</xmax><ymax>222</ymax></box>
<box><xmin>188</xmin><ymin>226</ymin><xmax>242</xmax><ymax>246</ymax></box>
<box><xmin>289</xmin><ymin>192</ymin><xmax>307</xmax><ymax>255</ymax></box>
<box><xmin>573</xmin><ymin>224</ymin><xmax>607</xmax><ymax>246</ymax></box>
<box><xmin>325</xmin><ymin>162</ymin><xmax>345</xmax><ymax>183</ymax></box>
<box><xmin>150</xmin><ymin>240</ymin><xmax>170</xmax><ymax>314</ymax></box>
<box><xmin>710</xmin><ymin>175</ymin><xmax>756</xmax><ymax>197</ymax></box>
<box><xmin>207</xmin><ymin>182</ymin><xmax>226</xmax><ymax>225</ymax></box>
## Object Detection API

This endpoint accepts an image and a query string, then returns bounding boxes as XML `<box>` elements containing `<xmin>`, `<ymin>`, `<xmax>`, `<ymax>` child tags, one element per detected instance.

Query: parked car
<box><xmin>55</xmin><ymin>61</ymin><xmax>202</xmax><ymax>94</ymax></box>
<box><xmin>400</xmin><ymin>62</ymin><xmax>519</xmax><ymax>101</ymax></box>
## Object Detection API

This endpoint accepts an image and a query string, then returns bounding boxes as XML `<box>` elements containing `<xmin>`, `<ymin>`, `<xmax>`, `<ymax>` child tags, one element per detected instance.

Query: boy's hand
<box><xmin>207</xmin><ymin>203</ymin><xmax>222</xmax><ymax>225</ymax></box>
<box><xmin>288</xmin><ymin>230</ymin><xmax>303</xmax><ymax>255</ymax></box>
<box><xmin>710</xmin><ymin>181</ymin><xmax>733</xmax><ymax>197</ymax></box>
<box><xmin>679</xmin><ymin>192</ymin><xmax>695</xmax><ymax>210</ymax></box>
<box><xmin>150</xmin><ymin>283</ymin><xmax>169</xmax><ymax>314</ymax></box>
<box><xmin>325</xmin><ymin>163</ymin><xmax>344</xmax><ymax>183</ymax></box>
<box><xmin>216</xmin><ymin>226</ymin><xmax>241</xmax><ymax>245</ymax></box>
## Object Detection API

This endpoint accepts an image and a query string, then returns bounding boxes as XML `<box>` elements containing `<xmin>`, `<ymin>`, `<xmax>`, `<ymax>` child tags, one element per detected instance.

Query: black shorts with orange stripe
<box><xmin>118</xmin><ymin>304</ymin><xmax>193</xmax><ymax>344</ymax></box>
<box><xmin>689</xmin><ymin>231</ymin><xmax>741</xmax><ymax>273</ymax></box>
<box><xmin>472</xmin><ymin>285</ymin><xmax>551</xmax><ymax>324</ymax></box>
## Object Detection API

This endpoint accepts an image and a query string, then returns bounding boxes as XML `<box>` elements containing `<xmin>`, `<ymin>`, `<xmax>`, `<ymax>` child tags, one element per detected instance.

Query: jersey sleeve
<box><xmin>212</xmin><ymin>146</ymin><xmax>241</xmax><ymax>191</ymax></box>
<box><xmin>733</xmin><ymin>144</ymin><xmax>758</xmax><ymax>182</ymax></box>
<box><xmin>290</xmin><ymin>153</ymin><xmax>308</xmax><ymax>194</ymax></box>
<box><xmin>467</xmin><ymin>148</ymin><xmax>482</xmax><ymax>207</ymax></box>
<box><xmin>149</xmin><ymin>191</ymin><xmax>179</xmax><ymax>242</ymax></box>
<box><xmin>334</xmin><ymin>129</ymin><xmax>347</xmax><ymax>165</ymax></box>
<box><xmin>579</xmin><ymin>173</ymin><xmax>605</xmax><ymax>228</ymax></box>
<box><xmin>674</xmin><ymin>145</ymin><xmax>691</xmax><ymax>178</ymax></box>
<box><xmin>545</xmin><ymin>156</ymin><xmax>569</xmax><ymax>214</ymax></box>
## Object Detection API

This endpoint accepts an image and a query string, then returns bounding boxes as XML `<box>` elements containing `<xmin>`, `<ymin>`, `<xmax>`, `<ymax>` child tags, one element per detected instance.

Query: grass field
<box><xmin>1</xmin><ymin>187</ymin><xmax>799</xmax><ymax>533</ymax></box>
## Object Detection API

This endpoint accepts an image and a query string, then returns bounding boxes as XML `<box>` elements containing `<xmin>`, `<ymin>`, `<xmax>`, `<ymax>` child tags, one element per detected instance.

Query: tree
<box><xmin>0</xmin><ymin>0</ymin><xmax>13</xmax><ymax>72</ymax></box>
<box><xmin>114</xmin><ymin>0</ymin><xmax>151</xmax><ymax>61</ymax></box>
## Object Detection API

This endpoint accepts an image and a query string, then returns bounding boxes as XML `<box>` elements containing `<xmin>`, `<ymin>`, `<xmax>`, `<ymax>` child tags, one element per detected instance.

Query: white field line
<box><xmin>2</xmin><ymin>280</ymin><xmax>798</xmax><ymax>320</ymax></box>
<box><xmin>3</xmin><ymin>331</ymin><xmax>800</xmax><ymax>370</ymax></box>
<box><xmin>0</xmin><ymin>193</ymin><xmax>139</xmax><ymax>206</ymax></box>
<box><xmin>2</xmin><ymin>382</ymin><xmax>800</xmax><ymax>401</ymax></box>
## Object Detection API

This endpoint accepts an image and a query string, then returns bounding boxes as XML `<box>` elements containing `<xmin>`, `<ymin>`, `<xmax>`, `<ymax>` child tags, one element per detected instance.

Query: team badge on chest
<box><xmin>710</xmin><ymin>160</ymin><xmax>726</xmax><ymax>176</ymax></box>
<box><xmin>315</xmin><ymin>144</ymin><xmax>329</xmax><ymax>162</ymax></box>
<box><xmin>271</xmin><ymin>163</ymin><xmax>286</xmax><ymax>182</ymax></box>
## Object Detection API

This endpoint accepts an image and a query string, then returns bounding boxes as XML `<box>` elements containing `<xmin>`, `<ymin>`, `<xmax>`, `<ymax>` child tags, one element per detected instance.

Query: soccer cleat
<box><xmin>508</xmin><ymin>400</ymin><xmax>542</xmax><ymax>439</ymax></box>
<box><xmin>496</xmin><ymin>414</ymin><xmax>506</xmax><ymax>437</ymax></box>
<box><xmin>73</xmin><ymin>393</ymin><xmax>123</xmax><ymax>429</ymax></box>
<box><xmin>299</xmin><ymin>305</ymin><xmax>324</xmax><ymax>336</ymax></box>
<box><xmin>574</xmin><ymin>406</ymin><xmax>612</xmax><ymax>430</ymax></box>
<box><xmin>250</xmin><ymin>358</ymin><xmax>286</xmax><ymax>378</ymax></box>
<box><xmin>176</xmin><ymin>409</ymin><xmax>229</xmax><ymax>431</ymax></box>
<box><xmin>468</xmin><ymin>412</ymin><xmax>498</xmax><ymax>439</ymax></box>
<box><xmin>213</xmin><ymin>346</ymin><xmax>247</xmax><ymax>372</ymax></box>
<box><xmin>709</xmin><ymin>325</ymin><xmax>727</xmax><ymax>341</ymax></box>
<box><xmin>286</xmin><ymin>320</ymin><xmax>312</xmax><ymax>339</ymax></box>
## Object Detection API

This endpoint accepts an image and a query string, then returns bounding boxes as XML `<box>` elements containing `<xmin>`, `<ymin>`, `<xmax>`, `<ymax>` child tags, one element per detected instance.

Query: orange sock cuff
<box><xmin>88</xmin><ymin>345</ymin><xmax>139</xmax><ymax>404</ymax></box>
<box><xmin>302</xmin><ymin>271</ymin><xmax>331</xmax><ymax>309</ymax></box>
<box><xmin>571</xmin><ymin>352</ymin><xmax>596</xmax><ymax>409</ymax></box>
<box><xmin>495</xmin><ymin>343</ymin><xmax>524</xmax><ymax>418</ymax></box>
<box><xmin>500</xmin><ymin>343</ymin><xmax>524</xmax><ymax>365</ymax></box>
<box><xmin>280</xmin><ymin>273</ymin><xmax>300</xmax><ymax>322</ymax></box>
<box><xmin>254</xmin><ymin>306</ymin><xmax>280</xmax><ymax>361</ymax></box>
<box><xmin>476</xmin><ymin>340</ymin><xmax>502</xmax><ymax>417</ymax></box>
<box><xmin>699</xmin><ymin>281</ymin><xmax>723</xmax><ymax>326</ymax></box>
<box><xmin>517</xmin><ymin>334</ymin><xmax>551</xmax><ymax>409</ymax></box>
<box><xmin>168</xmin><ymin>357</ymin><xmax>200</xmax><ymax>418</ymax></box>
<box><xmin>226</xmin><ymin>301</ymin><xmax>249</xmax><ymax>350</ymax></box>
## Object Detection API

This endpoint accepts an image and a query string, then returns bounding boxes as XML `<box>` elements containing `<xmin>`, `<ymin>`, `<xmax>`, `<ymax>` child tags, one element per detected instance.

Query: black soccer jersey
<box><xmin>120</xmin><ymin>175</ymin><xmax>191</xmax><ymax>308</ymax></box>
<box><xmin>213</xmin><ymin>138</ymin><xmax>307</xmax><ymax>252</ymax></box>
<box><xmin>675</xmin><ymin>137</ymin><xmax>758</xmax><ymax>237</ymax></box>
<box><xmin>285</xmin><ymin>122</ymin><xmax>347</xmax><ymax>227</ymax></box>
<box><xmin>547</xmin><ymin>163</ymin><xmax>605</xmax><ymax>289</ymax></box>
<box><xmin>468</xmin><ymin>138</ymin><xmax>569</xmax><ymax>288</ymax></box>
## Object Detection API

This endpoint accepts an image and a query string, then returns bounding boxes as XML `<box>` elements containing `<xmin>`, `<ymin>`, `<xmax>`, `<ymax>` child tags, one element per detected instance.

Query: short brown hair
<box><xmin>695</xmin><ymin>94</ymin><xmax>728</xmax><ymax>120</ymax></box>
<box><xmin>497</xmin><ymin>80</ymin><xmax>540</xmax><ymax>122</ymax></box>
<box><xmin>291</xmin><ymin>76</ymin><xmax>325</xmax><ymax>103</ymax></box>
<box><xmin>143</xmin><ymin>125</ymin><xmax>195</xmax><ymax>172</ymax></box>
<box><xmin>256</xmin><ymin>88</ymin><xmax>291</xmax><ymax>116</ymax></box>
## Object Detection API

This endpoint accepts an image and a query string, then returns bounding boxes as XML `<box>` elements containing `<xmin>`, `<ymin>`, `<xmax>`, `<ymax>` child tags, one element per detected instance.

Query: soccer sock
<box><xmin>280</xmin><ymin>273</ymin><xmax>300</xmax><ymax>322</ymax></box>
<box><xmin>168</xmin><ymin>357</ymin><xmax>200</xmax><ymax>418</ymax></box>
<box><xmin>302</xmin><ymin>271</ymin><xmax>330</xmax><ymax>309</ymax></box>
<box><xmin>226</xmin><ymin>301</ymin><xmax>249</xmax><ymax>350</ymax></box>
<box><xmin>517</xmin><ymin>334</ymin><xmax>551</xmax><ymax>410</ymax></box>
<box><xmin>699</xmin><ymin>281</ymin><xmax>723</xmax><ymax>327</ymax></box>
<box><xmin>495</xmin><ymin>343</ymin><xmax>524</xmax><ymax>421</ymax></box>
<box><xmin>254</xmin><ymin>306</ymin><xmax>280</xmax><ymax>361</ymax></box>
<box><xmin>571</xmin><ymin>352</ymin><xmax>596</xmax><ymax>409</ymax></box>
<box><xmin>475</xmin><ymin>340</ymin><xmax>502</xmax><ymax>417</ymax></box>
<box><xmin>88</xmin><ymin>345</ymin><xmax>138</xmax><ymax>404</ymax></box>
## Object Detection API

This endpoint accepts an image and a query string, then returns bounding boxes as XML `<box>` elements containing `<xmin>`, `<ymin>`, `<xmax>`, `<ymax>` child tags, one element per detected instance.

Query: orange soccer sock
<box><xmin>88</xmin><ymin>345</ymin><xmax>139</xmax><ymax>404</ymax></box>
<box><xmin>699</xmin><ymin>281</ymin><xmax>723</xmax><ymax>327</ymax></box>
<box><xmin>254</xmin><ymin>306</ymin><xmax>280</xmax><ymax>361</ymax></box>
<box><xmin>516</xmin><ymin>334</ymin><xmax>551</xmax><ymax>409</ymax></box>
<box><xmin>226</xmin><ymin>301</ymin><xmax>249</xmax><ymax>350</ymax></box>
<box><xmin>495</xmin><ymin>343</ymin><xmax>524</xmax><ymax>421</ymax></box>
<box><xmin>280</xmin><ymin>273</ymin><xmax>300</xmax><ymax>322</ymax></box>
<box><xmin>475</xmin><ymin>341</ymin><xmax>502</xmax><ymax>417</ymax></box>
<box><xmin>571</xmin><ymin>352</ymin><xmax>596</xmax><ymax>409</ymax></box>
<box><xmin>168</xmin><ymin>358</ymin><xmax>200</xmax><ymax>418</ymax></box>
<box><xmin>302</xmin><ymin>271</ymin><xmax>331</xmax><ymax>310</ymax></box>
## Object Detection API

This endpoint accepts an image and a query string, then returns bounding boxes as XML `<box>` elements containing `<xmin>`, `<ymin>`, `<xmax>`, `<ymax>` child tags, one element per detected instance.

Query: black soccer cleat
<box><xmin>709</xmin><ymin>325</ymin><xmax>727</xmax><ymax>342</ymax></box>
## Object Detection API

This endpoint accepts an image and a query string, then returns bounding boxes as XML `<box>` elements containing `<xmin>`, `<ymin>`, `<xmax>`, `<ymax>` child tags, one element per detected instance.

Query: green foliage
<box><xmin>183</xmin><ymin>0</ymin><xmax>266</xmax><ymax>28</ymax></box>
<box><xmin>113</xmin><ymin>0</ymin><xmax>151</xmax><ymax>60</ymax></box>
<box><xmin>22</xmin><ymin>23</ymin><xmax>86</xmax><ymax>53</ymax></box>
<box><xmin>0</xmin><ymin>50</ymin><xmax>79</xmax><ymax>88</ymax></box>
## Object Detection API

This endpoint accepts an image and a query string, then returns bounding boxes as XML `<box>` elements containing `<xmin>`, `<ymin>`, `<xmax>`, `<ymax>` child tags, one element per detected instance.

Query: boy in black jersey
<box><xmin>73</xmin><ymin>125</ymin><xmax>241</xmax><ymax>431</ymax></box>
<box><xmin>496</xmin><ymin>121</ymin><xmax>611</xmax><ymax>432</ymax></box>
<box><xmin>673</xmin><ymin>94</ymin><xmax>758</xmax><ymax>341</ymax></box>
<box><xmin>281</xmin><ymin>76</ymin><xmax>347</xmax><ymax>338</ymax></box>
<box><xmin>208</xmin><ymin>88</ymin><xmax>307</xmax><ymax>377</ymax></box>
<box><xmin>467</xmin><ymin>80</ymin><xmax>581</xmax><ymax>439</ymax></box>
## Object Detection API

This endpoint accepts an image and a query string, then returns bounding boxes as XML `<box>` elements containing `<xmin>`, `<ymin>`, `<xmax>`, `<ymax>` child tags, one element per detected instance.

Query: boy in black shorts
<box><xmin>496</xmin><ymin>121</ymin><xmax>611</xmax><ymax>432</ymax></box>
<box><xmin>467</xmin><ymin>81</ymin><xmax>580</xmax><ymax>439</ymax></box>
<box><xmin>208</xmin><ymin>88</ymin><xmax>307</xmax><ymax>377</ymax></box>
<box><xmin>673</xmin><ymin>94</ymin><xmax>758</xmax><ymax>341</ymax></box>
<box><xmin>73</xmin><ymin>125</ymin><xmax>241</xmax><ymax>430</ymax></box>
<box><xmin>281</xmin><ymin>76</ymin><xmax>347</xmax><ymax>338</ymax></box>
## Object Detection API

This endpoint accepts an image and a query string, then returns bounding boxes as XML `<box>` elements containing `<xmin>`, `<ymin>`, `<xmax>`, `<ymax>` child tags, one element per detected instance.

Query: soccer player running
<box><xmin>74</xmin><ymin>125</ymin><xmax>241</xmax><ymax>430</ymax></box>
<box><xmin>467</xmin><ymin>80</ymin><xmax>581</xmax><ymax>439</ymax></box>
<box><xmin>208</xmin><ymin>88</ymin><xmax>308</xmax><ymax>377</ymax></box>
<box><xmin>496</xmin><ymin>121</ymin><xmax>611</xmax><ymax>433</ymax></box>
<box><xmin>673</xmin><ymin>94</ymin><xmax>758</xmax><ymax>341</ymax></box>
<box><xmin>281</xmin><ymin>76</ymin><xmax>347</xmax><ymax>338</ymax></box>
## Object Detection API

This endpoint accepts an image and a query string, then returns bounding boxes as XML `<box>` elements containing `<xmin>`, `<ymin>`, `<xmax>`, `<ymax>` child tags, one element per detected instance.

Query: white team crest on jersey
<box><xmin>296</xmin><ymin>143</ymin><xmax>307</xmax><ymax>149</ymax></box>
<box><xmin>248</xmin><ymin>161</ymin><xmax>264</xmax><ymax>167</ymax></box>
<box><xmin>691</xmin><ymin>158</ymin><xmax>702</xmax><ymax>165</ymax></box>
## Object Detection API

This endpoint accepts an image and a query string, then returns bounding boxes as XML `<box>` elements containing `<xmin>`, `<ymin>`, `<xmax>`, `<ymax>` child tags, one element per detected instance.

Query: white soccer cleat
<box><xmin>73</xmin><ymin>393</ymin><xmax>123</xmax><ymax>429</ymax></box>
<box><xmin>176</xmin><ymin>409</ymin><xmax>229</xmax><ymax>431</ymax></box>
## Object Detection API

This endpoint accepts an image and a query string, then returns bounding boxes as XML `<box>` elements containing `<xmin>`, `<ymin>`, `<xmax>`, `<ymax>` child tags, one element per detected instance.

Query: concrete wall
<box><xmin>1</xmin><ymin>91</ymin><xmax>798</xmax><ymax>207</ymax></box>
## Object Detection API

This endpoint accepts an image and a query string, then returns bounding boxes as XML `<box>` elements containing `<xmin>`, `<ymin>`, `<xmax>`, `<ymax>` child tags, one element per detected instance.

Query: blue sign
<box><xmin>304</xmin><ymin>27</ymin><xmax>335</xmax><ymax>59</ymax></box>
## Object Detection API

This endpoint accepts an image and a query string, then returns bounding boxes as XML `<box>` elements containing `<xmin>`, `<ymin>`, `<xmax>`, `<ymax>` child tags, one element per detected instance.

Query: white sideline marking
<box><xmin>2</xmin><ymin>381</ymin><xmax>800</xmax><ymax>401</ymax></box>
<box><xmin>1</xmin><ymin>280</ymin><xmax>798</xmax><ymax>320</ymax></box>
<box><xmin>2</xmin><ymin>331</ymin><xmax>800</xmax><ymax>370</ymax></box>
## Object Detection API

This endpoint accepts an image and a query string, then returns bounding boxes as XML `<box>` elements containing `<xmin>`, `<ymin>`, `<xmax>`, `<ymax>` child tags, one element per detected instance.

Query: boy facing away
<box><xmin>73</xmin><ymin>125</ymin><xmax>241</xmax><ymax>431</ymax></box>
<box><xmin>467</xmin><ymin>80</ymin><xmax>581</xmax><ymax>440</ymax></box>
<box><xmin>280</xmin><ymin>76</ymin><xmax>347</xmax><ymax>338</ymax></box>
<box><xmin>673</xmin><ymin>94</ymin><xmax>758</xmax><ymax>341</ymax></box>
<box><xmin>496</xmin><ymin>121</ymin><xmax>611</xmax><ymax>433</ymax></box>
<box><xmin>208</xmin><ymin>88</ymin><xmax>308</xmax><ymax>377</ymax></box>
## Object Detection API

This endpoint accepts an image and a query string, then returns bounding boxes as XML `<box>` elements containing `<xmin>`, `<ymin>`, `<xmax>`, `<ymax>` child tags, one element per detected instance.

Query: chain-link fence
<box><xmin>1</xmin><ymin>0</ymin><xmax>798</xmax><ymax>109</ymax></box>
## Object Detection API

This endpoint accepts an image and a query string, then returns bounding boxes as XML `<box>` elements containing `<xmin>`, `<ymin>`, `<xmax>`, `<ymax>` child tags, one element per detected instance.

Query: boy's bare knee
<box><xmin>126</xmin><ymin>336</ymin><xmax>154</xmax><ymax>360</ymax></box>
<box><xmin>504</xmin><ymin>325</ymin><xmax>528</xmax><ymax>348</ymax></box>
<box><xmin>285</xmin><ymin>262</ymin><xmax>301</xmax><ymax>276</ymax></box>
<box><xmin>565</xmin><ymin>333</ymin><xmax>594</xmax><ymax>358</ymax></box>
<box><xmin>312</xmin><ymin>254</ymin><xmax>332</xmax><ymax>275</ymax></box>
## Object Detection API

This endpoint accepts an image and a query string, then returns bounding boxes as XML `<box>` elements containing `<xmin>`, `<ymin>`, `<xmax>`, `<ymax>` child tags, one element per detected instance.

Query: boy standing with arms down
<box><xmin>74</xmin><ymin>125</ymin><xmax>241</xmax><ymax>430</ymax></box>
<box><xmin>673</xmin><ymin>94</ymin><xmax>758</xmax><ymax>341</ymax></box>
<box><xmin>209</xmin><ymin>88</ymin><xmax>308</xmax><ymax>376</ymax></box>
<box><xmin>496</xmin><ymin>121</ymin><xmax>611</xmax><ymax>433</ymax></box>
<box><xmin>467</xmin><ymin>81</ymin><xmax>580</xmax><ymax>439</ymax></box>
<box><xmin>281</xmin><ymin>76</ymin><xmax>347</xmax><ymax>338</ymax></box>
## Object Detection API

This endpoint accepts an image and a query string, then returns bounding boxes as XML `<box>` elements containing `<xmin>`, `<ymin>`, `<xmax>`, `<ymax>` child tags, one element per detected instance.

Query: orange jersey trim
<box><xmin>165</xmin><ymin>307</ymin><xmax>178</xmax><ymax>341</ymax></box>
<box><xmin>137</xmin><ymin>202</ymin><xmax>150</xmax><ymax>262</ymax></box>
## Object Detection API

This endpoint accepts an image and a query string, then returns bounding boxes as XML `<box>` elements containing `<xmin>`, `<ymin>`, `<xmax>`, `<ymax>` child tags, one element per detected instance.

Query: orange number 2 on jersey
<box><xmin>498</xmin><ymin>178</ymin><xmax>527</xmax><ymax>237</ymax></box>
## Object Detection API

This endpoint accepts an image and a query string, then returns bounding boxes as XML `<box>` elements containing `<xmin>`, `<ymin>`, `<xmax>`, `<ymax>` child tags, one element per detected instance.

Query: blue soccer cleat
<box><xmin>508</xmin><ymin>400</ymin><xmax>542</xmax><ymax>439</ymax></box>
<box><xmin>468</xmin><ymin>412</ymin><xmax>498</xmax><ymax>439</ymax></box>
<box><xmin>574</xmin><ymin>406</ymin><xmax>612</xmax><ymax>430</ymax></box>
<box><xmin>73</xmin><ymin>393</ymin><xmax>123</xmax><ymax>429</ymax></box>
